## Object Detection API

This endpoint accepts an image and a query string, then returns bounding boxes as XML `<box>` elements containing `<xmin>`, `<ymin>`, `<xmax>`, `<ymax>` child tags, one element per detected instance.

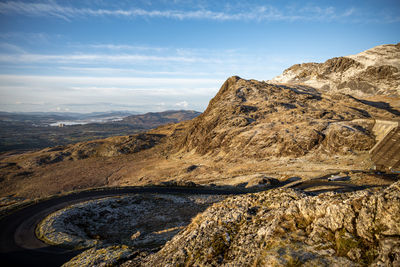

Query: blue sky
<box><xmin>0</xmin><ymin>0</ymin><xmax>399</xmax><ymax>113</ymax></box>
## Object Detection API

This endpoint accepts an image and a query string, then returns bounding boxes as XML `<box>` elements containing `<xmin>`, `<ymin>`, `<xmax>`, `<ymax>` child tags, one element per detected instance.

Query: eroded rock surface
<box><xmin>139</xmin><ymin>182</ymin><xmax>400</xmax><ymax>266</ymax></box>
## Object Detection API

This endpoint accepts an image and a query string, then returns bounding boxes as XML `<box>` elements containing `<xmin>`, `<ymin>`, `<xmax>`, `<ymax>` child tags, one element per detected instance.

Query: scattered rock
<box><xmin>186</xmin><ymin>165</ymin><xmax>198</xmax><ymax>172</ymax></box>
<box><xmin>62</xmin><ymin>245</ymin><xmax>134</xmax><ymax>267</ymax></box>
<box><xmin>158</xmin><ymin>180</ymin><xmax>198</xmax><ymax>187</ymax></box>
<box><xmin>245</xmin><ymin>175</ymin><xmax>280</xmax><ymax>188</ymax></box>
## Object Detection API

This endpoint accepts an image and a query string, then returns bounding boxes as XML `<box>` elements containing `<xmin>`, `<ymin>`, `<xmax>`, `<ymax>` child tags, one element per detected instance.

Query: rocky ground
<box><xmin>129</xmin><ymin>181</ymin><xmax>400</xmax><ymax>267</ymax></box>
<box><xmin>35</xmin><ymin>193</ymin><xmax>225</xmax><ymax>266</ymax></box>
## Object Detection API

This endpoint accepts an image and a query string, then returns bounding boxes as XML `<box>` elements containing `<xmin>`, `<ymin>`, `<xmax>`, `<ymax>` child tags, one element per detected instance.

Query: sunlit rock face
<box><xmin>175</xmin><ymin>75</ymin><xmax>396</xmax><ymax>159</ymax></box>
<box><xmin>270</xmin><ymin>43</ymin><xmax>400</xmax><ymax>97</ymax></box>
<box><xmin>143</xmin><ymin>182</ymin><xmax>400</xmax><ymax>267</ymax></box>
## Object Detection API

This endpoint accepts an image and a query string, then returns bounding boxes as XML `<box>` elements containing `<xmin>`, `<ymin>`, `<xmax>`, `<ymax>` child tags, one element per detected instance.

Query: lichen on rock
<box><xmin>141</xmin><ymin>182</ymin><xmax>400</xmax><ymax>266</ymax></box>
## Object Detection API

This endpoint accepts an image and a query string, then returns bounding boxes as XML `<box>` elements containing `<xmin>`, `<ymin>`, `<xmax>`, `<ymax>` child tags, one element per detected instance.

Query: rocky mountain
<box><xmin>174</xmin><ymin>76</ymin><xmax>397</xmax><ymax>159</ymax></box>
<box><xmin>269</xmin><ymin>43</ymin><xmax>400</xmax><ymax>97</ymax></box>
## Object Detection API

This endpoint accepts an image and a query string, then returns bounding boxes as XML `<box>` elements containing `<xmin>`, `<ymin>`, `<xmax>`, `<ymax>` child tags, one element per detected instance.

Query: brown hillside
<box><xmin>176</xmin><ymin>76</ymin><xmax>397</xmax><ymax>159</ymax></box>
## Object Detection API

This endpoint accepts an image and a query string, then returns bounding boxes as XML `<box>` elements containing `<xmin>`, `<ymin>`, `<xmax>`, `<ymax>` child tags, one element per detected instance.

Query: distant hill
<box><xmin>0</xmin><ymin>111</ymin><xmax>139</xmax><ymax>126</ymax></box>
<box><xmin>0</xmin><ymin>110</ymin><xmax>200</xmax><ymax>153</ymax></box>
<box><xmin>121</xmin><ymin>110</ymin><xmax>201</xmax><ymax>128</ymax></box>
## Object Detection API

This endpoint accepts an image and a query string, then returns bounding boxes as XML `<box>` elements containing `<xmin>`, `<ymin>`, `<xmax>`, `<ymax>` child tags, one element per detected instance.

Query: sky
<box><xmin>0</xmin><ymin>0</ymin><xmax>399</xmax><ymax>113</ymax></box>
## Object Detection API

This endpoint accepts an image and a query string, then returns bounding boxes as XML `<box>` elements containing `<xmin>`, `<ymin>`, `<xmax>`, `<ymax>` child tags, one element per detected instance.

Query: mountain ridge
<box><xmin>269</xmin><ymin>43</ymin><xmax>400</xmax><ymax>97</ymax></box>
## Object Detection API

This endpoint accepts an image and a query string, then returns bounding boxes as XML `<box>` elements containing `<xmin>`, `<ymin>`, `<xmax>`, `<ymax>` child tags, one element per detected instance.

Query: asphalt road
<box><xmin>0</xmin><ymin>186</ymin><xmax>249</xmax><ymax>267</ymax></box>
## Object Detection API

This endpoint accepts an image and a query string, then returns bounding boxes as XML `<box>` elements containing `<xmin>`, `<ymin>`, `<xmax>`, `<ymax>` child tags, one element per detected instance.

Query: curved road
<box><xmin>0</xmin><ymin>186</ymin><xmax>249</xmax><ymax>267</ymax></box>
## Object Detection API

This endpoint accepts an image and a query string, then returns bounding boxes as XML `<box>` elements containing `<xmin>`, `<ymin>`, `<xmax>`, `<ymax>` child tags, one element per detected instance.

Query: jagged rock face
<box><xmin>143</xmin><ymin>182</ymin><xmax>400</xmax><ymax>266</ymax></box>
<box><xmin>176</xmin><ymin>76</ymin><xmax>395</xmax><ymax>159</ymax></box>
<box><xmin>270</xmin><ymin>43</ymin><xmax>400</xmax><ymax>96</ymax></box>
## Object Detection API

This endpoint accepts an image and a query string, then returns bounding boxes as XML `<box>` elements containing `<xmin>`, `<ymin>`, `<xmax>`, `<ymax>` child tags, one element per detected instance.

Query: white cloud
<box><xmin>175</xmin><ymin>101</ymin><xmax>189</xmax><ymax>108</ymax></box>
<box><xmin>0</xmin><ymin>52</ymin><xmax>216</xmax><ymax>64</ymax></box>
<box><xmin>0</xmin><ymin>74</ymin><xmax>221</xmax><ymax>87</ymax></box>
<box><xmin>0</xmin><ymin>2</ymin><xmax>271</xmax><ymax>21</ymax></box>
<box><xmin>0</xmin><ymin>1</ymin><xmax>383</xmax><ymax>23</ymax></box>
<box><xmin>0</xmin><ymin>42</ymin><xmax>26</xmax><ymax>53</ymax></box>
<box><xmin>58</xmin><ymin>66</ymin><xmax>225</xmax><ymax>77</ymax></box>
<box><xmin>88</xmin><ymin>44</ymin><xmax>167</xmax><ymax>52</ymax></box>
<box><xmin>0</xmin><ymin>32</ymin><xmax>56</xmax><ymax>44</ymax></box>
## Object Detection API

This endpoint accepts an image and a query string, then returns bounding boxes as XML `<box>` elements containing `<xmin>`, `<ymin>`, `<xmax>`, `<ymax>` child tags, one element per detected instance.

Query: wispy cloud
<box><xmin>87</xmin><ymin>44</ymin><xmax>167</xmax><ymax>52</ymax></box>
<box><xmin>58</xmin><ymin>66</ymin><xmax>225</xmax><ymax>77</ymax></box>
<box><xmin>0</xmin><ymin>1</ymin><xmax>371</xmax><ymax>23</ymax></box>
<box><xmin>0</xmin><ymin>52</ymin><xmax>218</xmax><ymax>64</ymax></box>
<box><xmin>0</xmin><ymin>42</ymin><xmax>26</xmax><ymax>53</ymax></box>
<box><xmin>0</xmin><ymin>74</ymin><xmax>221</xmax><ymax>90</ymax></box>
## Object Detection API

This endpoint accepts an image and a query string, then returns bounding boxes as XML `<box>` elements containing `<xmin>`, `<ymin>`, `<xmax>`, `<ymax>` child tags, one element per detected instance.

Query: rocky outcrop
<box><xmin>175</xmin><ymin>76</ymin><xmax>397</xmax><ymax>159</ymax></box>
<box><xmin>320</xmin><ymin>120</ymin><xmax>376</xmax><ymax>154</ymax></box>
<box><xmin>270</xmin><ymin>43</ymin><xmax>400</xmax><ymax>96</ymax></box>
<box><xmin>143</xmin><ymin>182</ymin><xmax>400</xmax><ymax>266</ymax></box>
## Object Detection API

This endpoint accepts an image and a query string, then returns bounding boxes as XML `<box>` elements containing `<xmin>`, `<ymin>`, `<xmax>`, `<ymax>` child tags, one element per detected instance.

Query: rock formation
<box><xmin>142</xmin><ymin>182</ymin><xmax>400</xmax><ymax>266</ymax></box>
<box><xmin>174</xmin><ymin>76</ymin><xmax>397</xmax><ymax>159</ymax></box>
<box><xmin>270</xmin><ymin>43</ymin><xmax>400</xmax><ymax>97</ymax></box>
